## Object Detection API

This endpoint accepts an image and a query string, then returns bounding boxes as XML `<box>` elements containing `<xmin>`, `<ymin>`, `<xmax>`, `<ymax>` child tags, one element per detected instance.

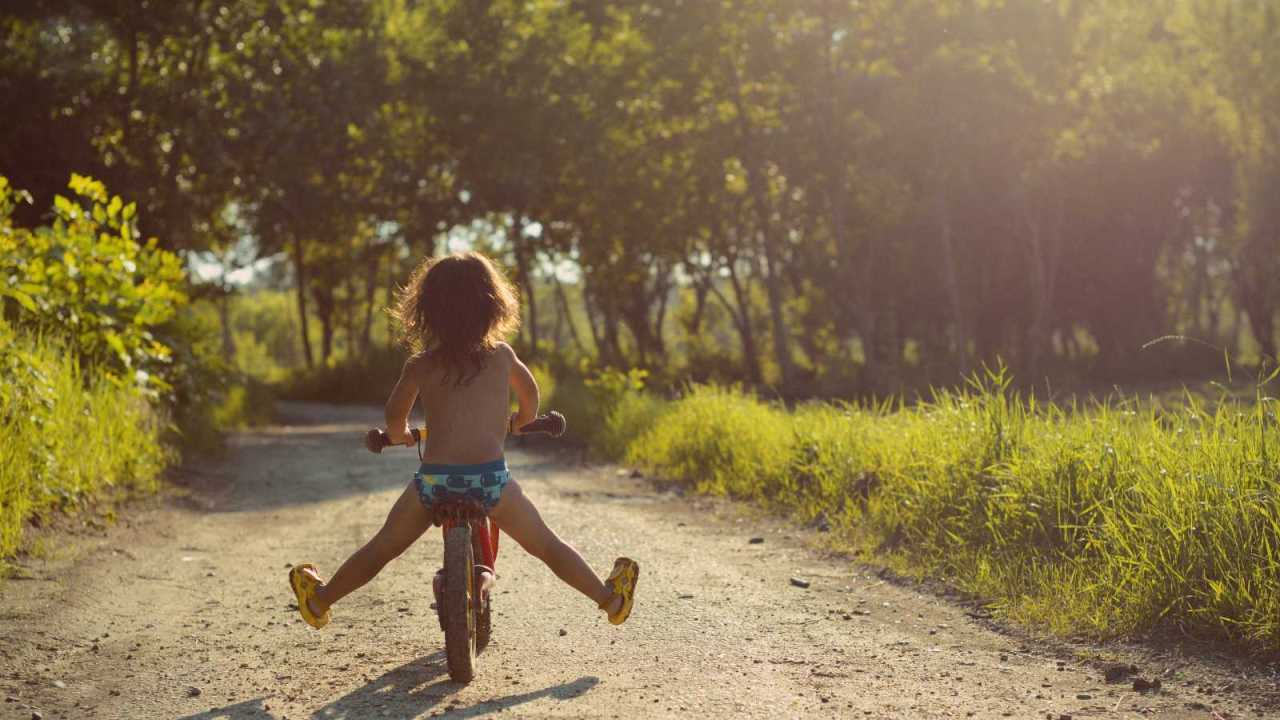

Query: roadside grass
<box><xmin>0</xmin><ymin>329</ymin><xmax>168</xmax><ymax>561</ymax></box>
<box><xmin>609</xmin><ymin>372</ymin><xmax>1280</xmax><ymax>652</ymax></box>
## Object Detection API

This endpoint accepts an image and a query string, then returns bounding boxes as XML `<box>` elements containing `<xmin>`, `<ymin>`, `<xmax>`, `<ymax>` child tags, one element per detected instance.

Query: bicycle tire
<box><xmin>442</xmin><ymin>525</ymin><xmax>476</xmax><ymax>683</ymax></box>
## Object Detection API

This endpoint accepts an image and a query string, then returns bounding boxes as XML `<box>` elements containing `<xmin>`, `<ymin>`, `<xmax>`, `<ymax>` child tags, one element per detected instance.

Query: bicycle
<box><xmin>364</xmin><ymin>411</ymin><xmax>567</xmax><ymax>683</ymax></box>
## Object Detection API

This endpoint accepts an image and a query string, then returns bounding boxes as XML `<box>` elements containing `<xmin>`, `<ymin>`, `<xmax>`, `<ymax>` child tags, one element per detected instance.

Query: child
<box><xmin>289</xmin><ymin>251</ymin><xmax>638</xmax><ymax>630</ymax></box>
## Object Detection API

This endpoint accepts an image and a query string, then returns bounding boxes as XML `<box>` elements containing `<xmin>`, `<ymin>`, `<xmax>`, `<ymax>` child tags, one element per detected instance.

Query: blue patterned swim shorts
<box><xmin>413</xmin><ymin>458</ymin><xmax>510</xmax><ymax>511</ymax></box>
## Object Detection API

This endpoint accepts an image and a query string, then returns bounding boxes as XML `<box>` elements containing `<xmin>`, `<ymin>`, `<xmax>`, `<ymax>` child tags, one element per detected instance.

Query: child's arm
<box><xmin>505</xmin><ymin>344</ymin><xmax>539</xmax><ymax>434</ymax></box>
<box><xmin>384</xmin><ymin>356</ymin><xmax>421</xmax><ymax>445</ymax></box>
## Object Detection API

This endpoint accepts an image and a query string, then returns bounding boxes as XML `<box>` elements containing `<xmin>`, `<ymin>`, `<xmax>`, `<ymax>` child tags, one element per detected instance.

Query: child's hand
<box><xmin>388</xmin><ymin>425</ymin><xmax>415</xmax><ymax>446</ymax></box>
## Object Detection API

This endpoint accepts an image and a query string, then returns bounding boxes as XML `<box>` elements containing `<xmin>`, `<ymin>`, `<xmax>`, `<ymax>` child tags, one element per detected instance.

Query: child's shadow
<box><xmin>311</xmin><ymin>651</ymin><xmax>452</xmax><ymax>718</ymax></box>
<box><xmin>172</xmin><ymin>654</ymin><xmax>449</xmax><ymax>720</ymax></box>
<box><xmin>311</xmin><ymin>652</ymin><xmax>600</xmax><ymax>719</ymax></box>
<box><xmin>174</xmin><ymin>653</ymin><xmax>599</xmax><ymax>719</ymax></box>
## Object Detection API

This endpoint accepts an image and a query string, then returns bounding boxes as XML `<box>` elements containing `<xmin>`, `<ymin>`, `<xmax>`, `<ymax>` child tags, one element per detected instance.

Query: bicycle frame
<box><xmin>441</xmin><ymin>515</ymin><xmax>500</xmax><ymax>575</ymax></box>
<box><xmin>433</xmin><ymin>500</ymin><xmax>500</xmax><ymax>611</ymax></box>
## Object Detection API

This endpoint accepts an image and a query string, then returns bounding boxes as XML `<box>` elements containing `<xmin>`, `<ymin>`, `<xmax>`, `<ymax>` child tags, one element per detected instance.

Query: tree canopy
<box><xmin>4</xmin><ymin>0</ymin><xmax>1278</xmax><ymax>395</ymax></box>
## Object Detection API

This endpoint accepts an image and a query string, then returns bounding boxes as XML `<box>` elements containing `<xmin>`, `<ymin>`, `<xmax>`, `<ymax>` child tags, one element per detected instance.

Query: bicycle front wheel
<box><xmin>442</xmin><ymin>524</ymin><xmax>477</xmax><ymax>683</ymax></box>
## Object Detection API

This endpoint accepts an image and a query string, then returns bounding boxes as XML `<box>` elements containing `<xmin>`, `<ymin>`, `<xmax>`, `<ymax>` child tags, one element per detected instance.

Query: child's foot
<box><xmin>598</xmin><ymin>557</ymin><xmax>639</xmax><ymax>625</ymax></box>
<box><xmin>288</xmin><ymin>563</ymin><xmax>331</xmax><ymax>629</ymax></box>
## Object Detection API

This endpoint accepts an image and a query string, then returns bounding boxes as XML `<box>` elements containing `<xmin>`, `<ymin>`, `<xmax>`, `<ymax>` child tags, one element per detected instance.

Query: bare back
<box><xmin>408</xmin><ymin>347</ymin><xmax>512</xmax><ymax>465</ymax></box>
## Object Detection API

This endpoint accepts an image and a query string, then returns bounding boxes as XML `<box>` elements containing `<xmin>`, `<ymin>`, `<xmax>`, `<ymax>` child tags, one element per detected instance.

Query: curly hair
<box><xmin>392</xmin><ymin>252</ymin><xmax>521</xmax><ymax>384</ymax></box>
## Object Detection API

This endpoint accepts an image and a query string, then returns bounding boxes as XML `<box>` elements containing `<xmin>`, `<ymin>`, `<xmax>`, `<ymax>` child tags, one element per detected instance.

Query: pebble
<box><xmin>1075</xmin><ymin>693</ymin><xmax>1091</xmax><ymax>700</ymax></box>
<box><xmin>790</xmin><ymin>577</ymin><xmax>811</xmax><ymax>589</ymax></box>
<box><xmin>50</xmin><ymin>681</ymin><xmax>65</xmax><ymax>689</ymax></box>
<box><xmin>558</xmin><ymin>629</ymin><xmax>567</xmax><ymax>637</ymax></box>
<box><xmin>1132</xmin><ymin>677</ymin><xmax>1161</xmax><ymax>693</ymax></box>
<box><xmin>1104</xmin><ymin>663</ymin><xmax>1137</xmax><ymax>683</ymax></box>
<box><xmin>748</xmin><ymin>537</ymin><xmax>765</xmax><ymax>544</ymax></box>
<box><xmin>186</xmin><ymin>686</ymin><xmax>202</xmax><ymax>697</ymax></box>
<box><xmin>31</xmin><ymin>712</ymin><xmax>42</xmax><ymax>720</ymax></box>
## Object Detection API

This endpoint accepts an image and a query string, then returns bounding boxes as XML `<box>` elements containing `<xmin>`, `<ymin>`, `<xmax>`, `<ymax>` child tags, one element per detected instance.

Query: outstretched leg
<box><xmin>489</xmin><ymin>479</ymin><xmax>621</xmax><ymax>614</ymax></box>
<box><xmin>307</xmin><ymin>480</ymin><xmax>433</xmax><ymax>616</ymax></box>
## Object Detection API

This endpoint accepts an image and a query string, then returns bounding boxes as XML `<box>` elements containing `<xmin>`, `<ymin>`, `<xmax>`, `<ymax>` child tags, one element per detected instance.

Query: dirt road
<box><xmin>1</xmin><ymin>404</ymin><xmax>1273</xmax><ymax>719</ymax></box>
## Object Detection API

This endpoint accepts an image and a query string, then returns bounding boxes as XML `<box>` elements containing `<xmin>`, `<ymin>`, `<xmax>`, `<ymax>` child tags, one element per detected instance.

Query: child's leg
<box><xmin>489</xmin><ymin>479</ymin><xmax>619</xmax><ymax>613</ymax></box>
<box><xmin>308</xmin><ymin>481</ymin><xmax>433</xmax><ymax>614</ymax></box>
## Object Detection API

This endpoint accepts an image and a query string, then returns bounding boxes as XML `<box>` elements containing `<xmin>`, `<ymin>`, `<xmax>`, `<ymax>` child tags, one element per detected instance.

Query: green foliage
<box><xmin>536</xmin><ymin>363</ymin><xmax>653</xmax><ymax>452</ymax></box>
<box><xmin>0</xmin><ymin>321</ymin><xmax>167</xmax><ymax>558</ymax></box>
<box><xmin>0</xmin><ymin>175</ymin><xmax>186</xmax><ymax>396</ymax></box>
<box><xmin>0</xmin><ymin>176</ymin><xmax>272</xmax><ymax>558</ymax></box>
<box><xmin>613</xmin><ymin>377</ymin><xmax>1280</xmax><ymax>651</ymax></box>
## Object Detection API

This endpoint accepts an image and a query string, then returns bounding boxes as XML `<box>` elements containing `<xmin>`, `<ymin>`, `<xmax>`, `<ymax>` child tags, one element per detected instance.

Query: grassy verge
<box><xmin>587</xmin><ymin>372</ymin><xmax>1280</xmax><ymax>652</ymax></box>
<box><xmin>0</xmin><ymin>326</ymin><xmax>169</xmax><ymax>559</ymax></box>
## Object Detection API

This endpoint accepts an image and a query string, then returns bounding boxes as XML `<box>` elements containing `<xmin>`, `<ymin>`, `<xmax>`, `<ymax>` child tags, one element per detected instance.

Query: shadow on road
<box><xmin>300</xmin><ymin>650</ymin><xmax>599</xmax><ymax>719</ymax></box>
<box><xmin>198</xmin><ymin>403</ymin><xmax>565</xmax><ymax>515</ymax></box>
<box><xmin>174</xmin><ymin>696</ymin><xmax>272</xmax><ymax>720</ymax></box>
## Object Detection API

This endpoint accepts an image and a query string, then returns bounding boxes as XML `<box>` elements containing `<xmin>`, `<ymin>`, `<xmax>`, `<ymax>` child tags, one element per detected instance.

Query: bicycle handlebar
<box><xmin>364</xmin><ymin>411</ymin><xmax>567</xmax><ymax>454</ymax></box>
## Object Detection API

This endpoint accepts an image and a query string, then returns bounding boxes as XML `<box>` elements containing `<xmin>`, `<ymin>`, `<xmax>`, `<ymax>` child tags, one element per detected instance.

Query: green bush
<box><xmin>0</xmin><ymin>174</ymin><xmax>270</xmax><ymax>558</ymax></box>
<box><xmin>0</xmin><ymin>175</ymin><xmax>186</xmax><ymax>396</ymax></box>
<box><xmin>277</xmin><ymin>344</ymin><xmax>405</xmax><ymax>404</ymax></box>
<box><xmin>535</xmin><ymin>361</ymin><xmax>653</xmax><ymax>452</ymax></box>
<box><xmin>615</xmin><ymin>374</ymin><xmax>1280</xmax><ymax>651</ymax></box>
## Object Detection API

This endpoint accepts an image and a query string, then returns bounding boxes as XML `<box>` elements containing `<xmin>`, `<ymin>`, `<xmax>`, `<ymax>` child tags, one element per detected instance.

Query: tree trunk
<box><xmin>508</xmin><ymin>216</ymin><xmax>539</xmax><ymax>356</ymax></box>
<box><xmin>652</xmin><ymin>274</ymin><xmax>670</xmax><ymax>358</ymax></box>
<box><xmin>343</xmin><ymin>277</ymin><xmax>357</xmax><ymax>359</ymax></box>
<box><xmin>291</xmin><ymin>235</ymin><xmax>314</xmax><ymax>369</ymax></box>
<box><xmin>1019</xmin><ymin>184</ymin><xmax>1065</xmax><ymax>380</ymax></box>
<box><xmin>582</xmin><ymin>282</ymin><xmax>605</xmax><ymax>359</ymax></box>
<box><xmin>384</xmin><ymin>247</ymin><xmax>399</xmax><ymax>349</ymax></box>
<box><xmin>361</xmin><ymin>245</ymin><xmax>380</xmax><ymax>354</ymax></box>
<box><xmin>314</xmin><ymin>285</ymin><xmax>335</xmax><ymax>365</ymax></box>
<box><xmin>935</xmin><ymin>184</ymin><xmax>968</xmax><ymax>375</ymax></box>
<box><xmin>732</xmin><ymin>64</ymin><xmax>795</xmax><ymax>393</ymax></box>
<box><xmin>712</xmin><ymin>259</ymin><xmax>763</xmax><ymax>385</ymax></box>
<box><xmin>552</xmin><ymin>275</ymin><xmax>588</xmax><ymax>355</ymax></box>
<box><xmin>686</xmin><ymin>273</ymin><xmax>711</xmax><ymax>337</ymax></box>
<box><xmin>757</xmin><ymin>227</ymin><xmax>794</xmax><ymax>392</ymax></box>
<box><xmin>218</xmin><ymin>286</ymin><xmax>235</xmax><ymax>364</ymax></box>
<box><xmin>620</xmin><ymin>300</ymin><xmax>651</xmax><ymax>366</ymax></box>
<box><xmin>1238</xmin><ymin>272</ymin><xmax>1278</xmax><ymax>362</ymax></box>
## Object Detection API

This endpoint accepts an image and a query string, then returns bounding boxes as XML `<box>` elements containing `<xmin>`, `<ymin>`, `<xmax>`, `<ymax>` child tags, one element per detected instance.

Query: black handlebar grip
<box><xmin>518</xmin><ymin>411</ymin><xmax>567</xmax><ymax>437</ymax></box>
<box><xmin>365</xmin><ymin>428</ymin><xmax>422</xmax><ymax>453</ymax></box>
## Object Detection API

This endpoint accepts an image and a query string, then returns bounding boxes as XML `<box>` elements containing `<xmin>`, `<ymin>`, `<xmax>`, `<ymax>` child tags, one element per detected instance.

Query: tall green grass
<box><xmin>0</xmin><ymin>326</ymin><xmax>168</xmax><ymax>558</ymax></box>
<box><xmin>612</xmin><ymin>373</ymin><xmax>1280</xmax><ymax>650</ymax></box>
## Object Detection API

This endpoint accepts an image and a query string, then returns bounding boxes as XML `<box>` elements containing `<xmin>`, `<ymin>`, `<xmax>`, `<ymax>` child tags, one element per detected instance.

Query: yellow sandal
<box><xmin>599</xmin><ymin>557</ymin><xmax>639</xmax><ymax>625</ymax></box>
<box><xmin>288</xmin><ymin>563</ymin><xmax>330</xmax><ymax>629</ymax></box>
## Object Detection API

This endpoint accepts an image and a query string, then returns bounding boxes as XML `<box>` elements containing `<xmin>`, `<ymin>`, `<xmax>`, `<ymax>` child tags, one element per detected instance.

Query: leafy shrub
<box><xmin>0</xmin><ymin>175</ymin><xmax>186</xmax><ymax>396</ymax></box>
<box><xmin>537</xmin><ymin>362</ymin><xmax>653</xmax><ymax>452</ymax></box>
<box><xmin>277</xmin><ymin>344</ymin><xmax>405</xmax><ymax>404</ymax></box>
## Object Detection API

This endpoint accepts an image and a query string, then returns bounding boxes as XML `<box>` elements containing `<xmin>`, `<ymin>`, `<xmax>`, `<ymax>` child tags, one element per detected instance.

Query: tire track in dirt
<box><xmin>1</xmin><ymin>404</ymin><xmax>1273</xmax><ymax>719</ymax></box>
